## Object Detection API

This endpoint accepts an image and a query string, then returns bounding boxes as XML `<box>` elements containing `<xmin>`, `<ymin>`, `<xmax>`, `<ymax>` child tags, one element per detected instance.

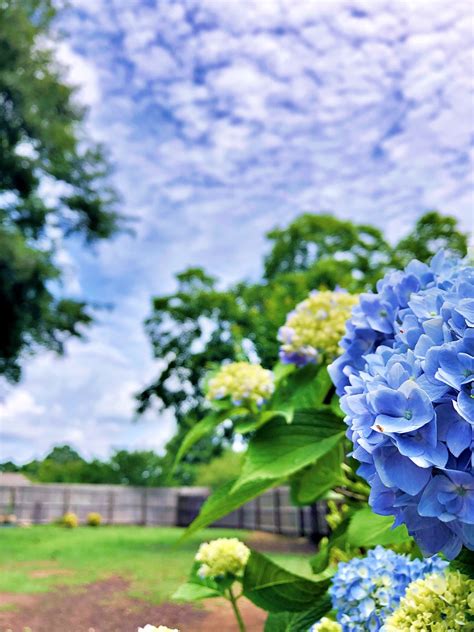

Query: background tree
<box><xmin>1</xmin><ymin>445</ymin><xmax>165</xmax><ymax>486</ymax></box>
<box><xmin>0</xmin><ymin>0</ymin><xmax>121</xmax><ymax>381</ymax></box>
<box><xmin>137</xmin><ymin>211</ymin><xmax>467</xmax><ymax>482</ymax></box>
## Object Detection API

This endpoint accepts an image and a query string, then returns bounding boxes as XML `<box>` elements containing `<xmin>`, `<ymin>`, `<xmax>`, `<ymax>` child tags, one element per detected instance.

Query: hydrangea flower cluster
<box><xmin>383</xmin><ymin>570</ymin><xmax>474</xmax><ymax>631</ymax></box>
<box><xmin>310</xmin><ymin>617</ymin><xmax>342</xmax><ymax>631</ymax></box>
<box><xmin>328</xmin><ymin>546</ymin><xmax>447</xmax><ymax>631</ymax></box>
<box><xmin>138</xmin><ymin>627</ymin><xmax>179</xmax><ymax>632</ymax></box>
<box><xmin>195</xmin><ymin>538</ymin><xmax>250</xmax><ymax>579</ymax></box>
<box><xmin>328</xmin><ymin>253</ymin><xmax>474</xmax><ymax>558</ymax></box>
<box><xmin>206</xmin><ymin>362</ymin><xmax>274</xmax><ymax>407</ymax></box>
<box><xmin>278</xmin><ymin>290</ymin><xmax>359</xmax><ymax>366</ymax></box>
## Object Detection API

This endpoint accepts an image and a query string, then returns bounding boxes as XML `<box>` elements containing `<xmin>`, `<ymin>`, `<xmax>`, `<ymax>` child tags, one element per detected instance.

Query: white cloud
<box><xmin>55</xmin><ymin>41</ymin><xmax>101</xmax><ymax>106</ymax></box>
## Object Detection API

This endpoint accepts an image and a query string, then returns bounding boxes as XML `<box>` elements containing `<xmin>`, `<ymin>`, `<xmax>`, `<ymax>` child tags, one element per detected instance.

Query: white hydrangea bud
<box><xmin>195</xmin><ymin>538</ymin><xmax>250</xmax><ymax>578</ymax></box>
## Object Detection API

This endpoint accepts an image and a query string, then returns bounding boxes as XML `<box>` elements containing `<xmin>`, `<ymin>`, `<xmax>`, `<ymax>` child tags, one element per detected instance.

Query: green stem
<box><xmin>228</xmin><ymin>585</ymin><xmax>246</xmax><ymax>632</ymax></box>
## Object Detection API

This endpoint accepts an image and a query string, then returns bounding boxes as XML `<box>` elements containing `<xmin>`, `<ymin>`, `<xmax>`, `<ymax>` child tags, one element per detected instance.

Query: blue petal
<box><xmin>374</xmin><ymin>447</ymin><xmax>431</xmax><ymax>495</ymax></box>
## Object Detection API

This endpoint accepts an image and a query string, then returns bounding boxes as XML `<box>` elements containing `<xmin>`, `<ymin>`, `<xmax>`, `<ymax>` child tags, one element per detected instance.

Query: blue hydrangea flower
<box><xmin>328</xmin><ymin>546</ymin><xmax>447</xmax><ymax>631</ymax></box>
<box><xmin>328</xmin><ymin>252</ymin><xmax>474</xmax><ymax>559</ymax></box>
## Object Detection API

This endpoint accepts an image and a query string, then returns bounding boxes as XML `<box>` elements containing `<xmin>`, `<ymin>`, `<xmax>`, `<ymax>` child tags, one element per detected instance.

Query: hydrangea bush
<box><xmin>328</xmin><ymin>253</ymin><xmax>474</xmax><ymax>558</ymax></box>
<box><xmin>206</xmin><ymin>361</ymin><xmax>274</xmax><ymax>407</ymax></box>
<box><xmin>278</xmin><ymin>290</ymin><xmax>359</xmax><ymax>366</ymax></box>
<box><xmin>383</xmin><ymin>570</ymin><xmax>474</xmax><ymax>631</ymax></box>
<box><xmin>176</xmin><ymin>252</ymin><xmax>472</xmax><ymax>632</ymax></box>
<box><xmin>327</xmin><ymin>546</ymin><xmax>447</xmax><ymax>631</ymax></box>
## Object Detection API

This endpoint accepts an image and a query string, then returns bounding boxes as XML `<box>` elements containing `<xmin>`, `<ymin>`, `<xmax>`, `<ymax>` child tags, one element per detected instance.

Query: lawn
<box><xmin>0</xmin><ymin>526</ymin><xmax>311</xmax><ymax>606</ymax></box>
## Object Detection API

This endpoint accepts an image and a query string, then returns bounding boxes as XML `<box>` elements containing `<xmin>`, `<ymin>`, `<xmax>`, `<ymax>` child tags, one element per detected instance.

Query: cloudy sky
<box><xmin>1</xmin><ymin>0</ymin><xmax>473</xmax><ymax>463</ymax></box>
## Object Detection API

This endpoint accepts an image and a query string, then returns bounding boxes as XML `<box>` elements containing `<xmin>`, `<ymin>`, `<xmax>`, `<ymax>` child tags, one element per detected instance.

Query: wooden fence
<box><xmin>0</xmin><ymin>483</ymin><xmax>329</xmax><ymax>540</ymax></box>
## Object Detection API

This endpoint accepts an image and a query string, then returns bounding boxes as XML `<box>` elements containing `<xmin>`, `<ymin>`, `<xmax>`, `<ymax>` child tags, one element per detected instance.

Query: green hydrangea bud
<box><xmin>278</xmin><ymin>290</ymin><xmax>358</xmax><ymax>366</ymax></box>
<box><xmin>207</xmin><ymin>362</ymin><xmax>274</xmax><ymax>407</ymax></box>
<box><xmin>383</xmin><ymin>570</ymin><xmax>474</xmax><ymax>631</ymax></box>
<box><xmin>195</xmin><ymin>537</ymin><xmax>250</xmax><ymax>579</ymax></box>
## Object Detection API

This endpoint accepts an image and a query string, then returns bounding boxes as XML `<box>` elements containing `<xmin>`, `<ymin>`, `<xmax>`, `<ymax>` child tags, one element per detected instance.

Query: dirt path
<box><xmin>0</xmin><ymin>577</ymin><xmax>267</xmax><ymax>632</ymax></box>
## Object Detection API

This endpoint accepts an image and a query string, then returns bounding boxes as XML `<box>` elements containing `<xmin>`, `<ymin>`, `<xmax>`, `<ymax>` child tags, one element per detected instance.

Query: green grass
<box><xmin>0</xmin><ymin>526</ymin><xmax>308</xmax><ymax>604</ymax></box>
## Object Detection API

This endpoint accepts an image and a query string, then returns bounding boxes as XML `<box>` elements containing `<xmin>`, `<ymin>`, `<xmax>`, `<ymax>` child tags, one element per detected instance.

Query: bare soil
<box><xmin>0</xmin><ymin>532</ymin><xmax>311</xmax><ymax>631</ymax></box>
<box><xmin>0</xmin><ymin>577</ymin><xmax>266</xmax><ymax>632</ymax></box>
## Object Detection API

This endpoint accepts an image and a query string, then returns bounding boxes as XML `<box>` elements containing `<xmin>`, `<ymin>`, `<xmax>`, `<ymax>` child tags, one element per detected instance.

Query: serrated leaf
<box><xmin>264</xmin><ymin>598</ymin><xmax>333</xmax><ymax>632</ymax></box>
<box><xmin>243</xmin><ymin>550</ymin><xmax>330</xmax><ymax>613</ymax></box>
<box><xmin>234</xmin><ymin>408</ymin><xmax>345</xmax><ymax>490</ymax></box>
<box><xmin>183</xmin><ymin>478</ymin><xmax>280</xmax><ymax>538</ymax></box>
<box><xmin>347</xmin><ymin>507</ymin><xmax>410</xmax><ymax>547</ymax></box>
<box><xmin>290</xmin><ymin>440</ymin><xmax>345</xmax><ymax>506</ymax></box>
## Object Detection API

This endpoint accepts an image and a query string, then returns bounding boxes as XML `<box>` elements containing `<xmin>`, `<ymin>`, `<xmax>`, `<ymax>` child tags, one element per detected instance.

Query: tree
<box><xmin>107</xmin><ymin>450</ymin><xmax>164</xmax><ymax>487</ymax></box>
<box><xmin>394</xmin><ymin>211</ymin><xmax>468</xmax><ymax>268</ymax></box>
<box><xmin>137</xmin><ymin>212</ymin><xmax>468</xmax><ymax>479</ymax></box>
<box><xmin>1</xmin><ymin>445</ymin><xmax>166</xmax><ymax>486</ymax></box>
<box><xmin>0</xmin><ymin>0</ymin><xmax>121</xmax><ymax>381</ymax></box>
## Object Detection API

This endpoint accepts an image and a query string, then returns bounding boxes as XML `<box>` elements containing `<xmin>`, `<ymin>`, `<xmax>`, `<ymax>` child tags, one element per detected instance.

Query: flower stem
<box><xmin>228</xmin><ymin>585</ymin><xmax>246</xmax><ymax>632</ymax></box>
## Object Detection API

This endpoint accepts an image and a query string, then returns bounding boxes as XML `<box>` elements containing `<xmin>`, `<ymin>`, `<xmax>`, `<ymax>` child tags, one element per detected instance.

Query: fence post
<box><xmin>62</xmin><ymin>488</ymin><xmax>70</xmax><ymax>515</ymax></box>
<box><xmin>298</xmin><ymin>507</ymin><xmax>305</xmax><ymax>537</ymax></box>
<box><xmin>310</xmin><ymin>502</ymin><xmax>328</xmax><ymax>544</ymax></box>
<box><xmin>9</xmin><ymin>487</ymin><xmax>16</xmax><ymax>515</ymax></box>
<box><xmin>32</xmin><ymin>501</ymin><xmax>42</xmax><ymax>524</ymax></box>
<box><xmin>255</xmin><ymin>496</ymin><xmax>261</xmax><ymax>531</ymax></box>
<box><xmin>141</xmin><ymin>488</ymin><xmax>148</xmax><ymax>526</ymax></box>
<box><xmin>273</xmin><ymin>488</ymin><xmax>281</xmax><ymax>534</ymax></box>
<box><xmin>238</xmin><ymin>505</ymin><xmax>245</xmax><ymax>529</ymax></box>
<box><xmin>107</xmin><ymin>490</ymin><xmax>115</xmax><ymax>524</ymax></box>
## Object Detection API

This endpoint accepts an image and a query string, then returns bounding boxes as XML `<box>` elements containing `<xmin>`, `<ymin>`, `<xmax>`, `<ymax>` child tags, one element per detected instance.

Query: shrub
<box><xmin>61</xmin><ymin>512</ymin><xmax>78</xmax><ymax>528</ymax></box>
<box><xmin>86</xmin><ymin>512</ymin><xmax>102</xmax><ymax>527</ymax></box>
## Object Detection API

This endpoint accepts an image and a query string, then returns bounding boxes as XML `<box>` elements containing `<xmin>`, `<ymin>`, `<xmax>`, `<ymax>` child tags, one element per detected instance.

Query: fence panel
<box><xmin>0</xmin><ymin>483</ymin><xmax>327</xmax><ymax>538</ymax></box>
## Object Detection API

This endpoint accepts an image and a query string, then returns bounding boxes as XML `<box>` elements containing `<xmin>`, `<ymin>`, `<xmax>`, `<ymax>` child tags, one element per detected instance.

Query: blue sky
<box><xmin>1</xmin><ymin>0</ymin><xmax>473</xmax><ymax>463</ymax></box>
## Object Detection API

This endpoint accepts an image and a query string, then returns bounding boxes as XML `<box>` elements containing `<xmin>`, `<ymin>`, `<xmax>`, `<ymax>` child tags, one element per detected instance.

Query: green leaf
<box><xmin>172</xmin><ymin>581</ymin><xmax>221</xmax><ymax>601</ymax></box>
<box><xmin>290</xmin><ymin>440</ymin><xmax>345</xmax><ymax>506</ymax></box>
<box><xmin>450</xmin><ymin>547</ymin><xmax>474</xmax><ymax>579</ymax></box>
<box><xmin>174</xmin><ymin>413</ymin><xmax>222</xmax><ymax>466</ymax></box>
<box><xmin>172</xmin><ymin>563</ymin><xmax>227</xmax><ymax>601</ymax></box>
<box><xmin>183</xmin><ymin>478</ymin><xmax>280</xmax><ymax>538</ymax></box>
<box><xmin>243</xmin><ymin>550</ymin><xmax>330</xmax><ymax>613</ymax></box>
<box><xmin>234</xmin><ymin>408</ymin><xmax>345</xmax><ymax>490</ymax></box>
<box><xmin>264</xmin><ymin>599</ymin><xmax>333</xmax><ymax>632</ymax></box>
<box><xmin>175</xmin><ymin>407</ymin><xmax>247</xmax><ymax>466</ymax></box>
<box><xmin>347</xmin><ymin>507</ymin><xmax>410</xmax><ymax>548</ymax></box>
<box><xmin>271</xmin><ymin>365</ymin><xmax>333</xmax><ymax>421</ymax></box>
<box><xmin>234</xmin><ymin>409</ymin><xmax>291</xmax><ymax>434</ymax></box>
<box><xmin>273</xmin><ymin>362</ymin><xmax>297</xmax><ymax>384</ymax></box>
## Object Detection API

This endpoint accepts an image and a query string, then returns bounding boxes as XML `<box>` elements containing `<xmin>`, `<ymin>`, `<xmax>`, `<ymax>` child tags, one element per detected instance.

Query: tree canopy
<box><xmin>0</xmin><ymin>0</ymin><xmax>121</xmax><ymax>381</ymax></box>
